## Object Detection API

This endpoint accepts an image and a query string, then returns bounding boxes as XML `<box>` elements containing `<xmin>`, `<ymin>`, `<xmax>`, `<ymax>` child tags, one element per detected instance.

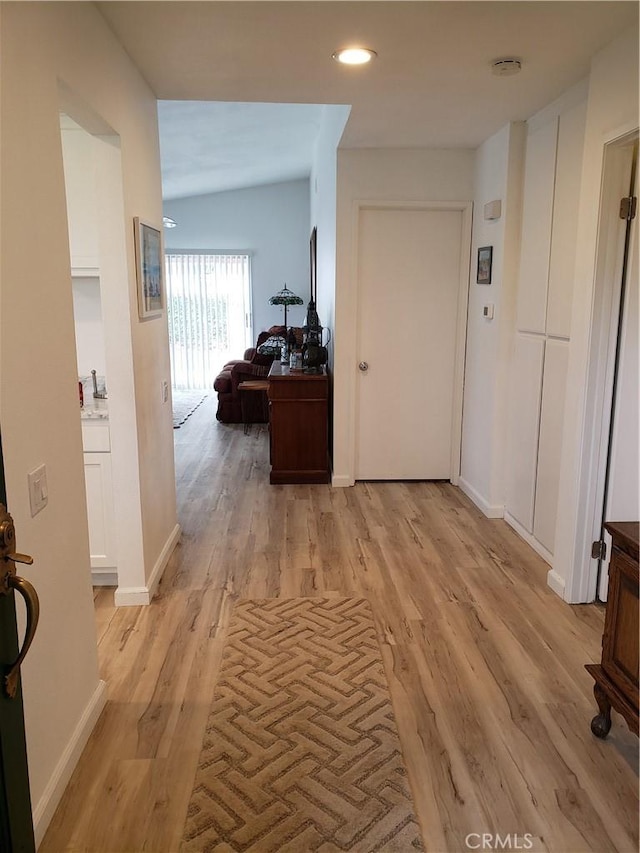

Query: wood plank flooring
<box><xmin>41</xmin><ymin>396</ymin><xmax>638</xmax><ymax>852</ymax></box>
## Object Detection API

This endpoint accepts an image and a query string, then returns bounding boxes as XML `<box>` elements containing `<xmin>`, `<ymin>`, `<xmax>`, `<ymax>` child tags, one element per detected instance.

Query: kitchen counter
<box><xmin>80</xmin><ymin>400</ymin><xmax>109</xmax><ymax>420</ymax></box>
<box><xmin>79</xmin><ymin>375</ymin><xmax>108</xmax><ymax>419</ymax></box>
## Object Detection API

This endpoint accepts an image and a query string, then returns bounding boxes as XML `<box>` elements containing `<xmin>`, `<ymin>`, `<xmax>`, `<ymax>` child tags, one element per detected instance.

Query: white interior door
<box><xmin>599</xmin><ymin>171</ymin><xmax>639</xmax><ymax>599</ymax></box>
<box><xmin>355</xmin><ymin>206</ymin><xmax>464</xmax><ymax>480</ymax></box>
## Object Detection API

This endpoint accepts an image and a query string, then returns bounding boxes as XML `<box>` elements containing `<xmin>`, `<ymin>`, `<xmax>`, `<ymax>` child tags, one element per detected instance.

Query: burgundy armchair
<box><xmin>214</xmin><ymin>327</ymin><xmax>301</xmax><ymax>424</ymax></box>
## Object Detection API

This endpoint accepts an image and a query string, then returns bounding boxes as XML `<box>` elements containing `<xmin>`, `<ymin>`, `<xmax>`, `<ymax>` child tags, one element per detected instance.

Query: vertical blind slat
<box><xmin>165</xmin><ymin>252</ymin><xmax>252</xmax><ymax>390</ymax></box>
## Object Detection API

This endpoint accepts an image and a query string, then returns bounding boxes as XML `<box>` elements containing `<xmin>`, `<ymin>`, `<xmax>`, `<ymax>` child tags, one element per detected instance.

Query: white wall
<box><xmin>59</xmin><ymin>117</ymin><xmax>101</xmax><ymax>273</ymax></box>
<box><xmin>459</xmin><ymin>122</ymin><xmax>526</xmax><ymax>517</ymax></box>
<box><xmin>504</xmin><ymin>81</ymin><xmax>588</xmax><ymax>566</ymax></box>
<box><xmin>310</xmin><ymin>106</ymin><xmax>350</xmax><ymax>461</ymax></box>
<box><xmin>310</xmin><ymin>106</ymin><xmax>351</xmax><ymax>364</ymax></box>
<box><xmin>163</xmin><ymin>179</ymin><xmax>311</xmax><ymax>337</ymax></box>
<box><xmin>62</xmin><ymin>122</ymin><xmax>106</xmax><ymax>378</ymax></box>
<box><xmin>0</xmin><ymin>2</ymin><xmax>177</xmax><ymax>840</ymax></box>
<box><xmin>555</xmin><ymin>30</ymin><xmax>639</xmax><ymax>602</ymax></box>
<box><xmin>457</xmin><ymin>31</ymin><xmax>638</xmax><ymax>604</ymax></box>
<box><xmin>332</xmin><ymin>149</ymin><xmax>475</xmax><ymax>485</ymax></box>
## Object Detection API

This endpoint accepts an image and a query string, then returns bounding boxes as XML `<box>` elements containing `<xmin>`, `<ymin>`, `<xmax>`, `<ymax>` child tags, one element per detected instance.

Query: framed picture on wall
<box><xmin>134</xmin><ymin>217</ymin><xmax>164</xmax><ymax>318</ymax></box>
<box><xmin>476</xmin><ymin>245</ymin><xmax>493</xmax><ymax>284</ymax></box>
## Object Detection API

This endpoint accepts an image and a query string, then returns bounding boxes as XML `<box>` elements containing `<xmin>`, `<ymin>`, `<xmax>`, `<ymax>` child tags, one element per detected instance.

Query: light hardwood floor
<box><xmin>42</xmin><ymin>396</ymin><xmax>638</xmax><ymax>853</ymax></box>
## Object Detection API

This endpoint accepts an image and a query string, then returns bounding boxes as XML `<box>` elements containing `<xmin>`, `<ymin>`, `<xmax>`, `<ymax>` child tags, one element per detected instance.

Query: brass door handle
<box><xmin>4</xmin><ymin>574</ymin><xmax>40</xmax><ymax>699</ymax></box>
<box><xmin>0</xmin><ymin>503</ymin><xmax>40</xmax><ymax>698</ymax></box>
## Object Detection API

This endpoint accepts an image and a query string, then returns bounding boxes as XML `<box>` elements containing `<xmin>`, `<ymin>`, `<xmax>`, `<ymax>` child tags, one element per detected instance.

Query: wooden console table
<box><xmin>237</xmin><ymin>380</ymin><xmax>269</xmax><ymax>435</ymax></box>
<box><xmin>268</xmin><ymin>362</ymin><xmax>329</xmax><ymax>484</ymax></box>
<box><xmin>585</xmin><ymin>521</ymin><xmax>639</xmax><ymax>738</ymax></box>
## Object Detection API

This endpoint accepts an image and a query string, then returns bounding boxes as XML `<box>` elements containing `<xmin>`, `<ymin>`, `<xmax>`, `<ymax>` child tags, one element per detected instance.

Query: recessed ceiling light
<box><xmin>491</xmin><ymin>58</ymin><xmax>522</xmax><ymax>77</ymax></box>
<box><xmin>163</xmin><ymin>216</ymin><xmax>177</xmax><ymax>228</ymax></box>
<box><xmin>332</xmin><ymin>47</ymin><xmax>377</xmax><ymax>66</ymax></box>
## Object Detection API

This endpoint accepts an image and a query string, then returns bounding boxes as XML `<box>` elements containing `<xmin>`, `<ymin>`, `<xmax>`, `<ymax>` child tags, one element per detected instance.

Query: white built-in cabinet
<box><xmin>82</xmin><ymin>421</ymin><xmax>117</xmax><ymax>584</ymax></box>
<box><xmin>505</xmin><ymin>87</ymin><xmax>588</xmax><ymax>561</ymax></box>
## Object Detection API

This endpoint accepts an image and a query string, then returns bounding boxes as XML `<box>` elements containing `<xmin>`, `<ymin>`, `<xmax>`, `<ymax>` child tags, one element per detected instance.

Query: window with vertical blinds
<box><xmin>165</xmin><ymin>252</ymin><xmax>252</xmax><ymax>389</ymax></box>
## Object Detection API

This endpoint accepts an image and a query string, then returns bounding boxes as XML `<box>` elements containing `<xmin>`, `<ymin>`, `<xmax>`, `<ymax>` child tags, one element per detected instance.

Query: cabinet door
<box><xmin>506</xmin><ymin>335</ymin><xmax>545</xmax><ymax>531</ymax></box>
<box><xmin>268</xmin><ymin>374</ymin><xmax>329</xmax><ymax>484</ymax></box>
<box><xmin>83</xmin><ymin>453</ymin><xmax>116</xmax><ymax>569</ymax></box>
<box><xmin>602</xmin><ymin>547</ymin><xmax>639</xmax><ymax>700</ymax></box>
<box><xmin>271</xmin><ymin>399</ymin><xmax>328</xmax><ymax>473</ymax></box>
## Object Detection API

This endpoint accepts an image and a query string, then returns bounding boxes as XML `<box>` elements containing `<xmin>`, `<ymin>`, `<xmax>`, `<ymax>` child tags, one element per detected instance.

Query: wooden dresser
<box><xmin>268</xmin><ymin>362</ymin><xmax>329</xmax><ymax>485</ymax></box>
<box><xmin>585</xmin><ymin>521</ymin><xmax>639</xmax><ymax>738</ymax></box>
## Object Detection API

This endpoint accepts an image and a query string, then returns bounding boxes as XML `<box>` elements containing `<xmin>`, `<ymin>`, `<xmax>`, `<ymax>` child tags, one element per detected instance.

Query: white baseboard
<box><xmin>504</xmin><ymin>511</ymin><xmax>555</xmax><ymax>568</ymax></box>
<box><xmin>457</xmin><ymin>478</ymin><xmax>505</xmax><ymax>519</ymax></box>
<box><xmin>146</xmin><ymin>523</ymin><xmax>181</xmax><ymax>600</ymax></box>
<box><xmin>114</xmin><ymin>523</ymin><xmax>181</xmax><ymax>607</ymax></box>
<box><xmin>91</xmin><ymin>569</ymin><xmax>117</xmax><ymax>586</ymax></box>
<box><xmin>113</xmin><ymin>586</ymin><xmax>152</xmax><ymax>606</ymax></box>
<box><xmin>33</xmin><ymin>679</ymin><xmax>107</xmax><ymax>847</ymax></box>
<box><xmin>546</xmin><ymin>568</ymin><xmax>566</xmax><ymax>598</ymax></box>
<box><xmin>331</xmin><ymin>474</ymin><xmax>354</xmax><ymax>488</ymax></box>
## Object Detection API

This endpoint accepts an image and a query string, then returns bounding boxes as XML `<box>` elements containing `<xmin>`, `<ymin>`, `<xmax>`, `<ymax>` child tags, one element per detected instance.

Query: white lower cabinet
<box><xmin>82</xmin><ymin>422</ymin><xmax>117</xmax><ymax>584</ymax></box>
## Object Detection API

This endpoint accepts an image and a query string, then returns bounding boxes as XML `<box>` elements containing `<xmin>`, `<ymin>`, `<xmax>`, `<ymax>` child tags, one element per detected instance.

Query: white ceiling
<box><xmin>98</xmin><ymin>1</ymin><xmax>639</xmax><ymax>199</ymax></box>
<box><xmin>157</xmin><ymin>100</ymin><xmax>328</xmax><ymax>198</ymax></box>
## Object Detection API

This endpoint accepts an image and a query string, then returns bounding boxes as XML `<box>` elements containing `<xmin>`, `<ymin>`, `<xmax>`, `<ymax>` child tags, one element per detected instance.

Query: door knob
<box><xmin>358</xmin><ymin>362</ymin><xmax>369</xmax><ymax>372</ymax></box>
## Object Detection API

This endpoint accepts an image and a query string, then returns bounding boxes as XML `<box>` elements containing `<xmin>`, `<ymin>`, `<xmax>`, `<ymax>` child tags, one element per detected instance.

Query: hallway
<box><xmin>41</xmin><ymin>396</ymin><xmax>638</xmax><ymax>852</ymax></box>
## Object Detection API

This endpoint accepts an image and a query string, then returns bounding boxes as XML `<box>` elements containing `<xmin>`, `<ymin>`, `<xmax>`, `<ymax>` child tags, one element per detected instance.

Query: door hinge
<box><xmin>619</xmin><ymin>196</ymin><xmax>637</xmax><ymax>221</ymax></box>
<box><xmin>591</xmin><ymin>539</ymin><xmax>607</xmax><ymax>561</ymax></box>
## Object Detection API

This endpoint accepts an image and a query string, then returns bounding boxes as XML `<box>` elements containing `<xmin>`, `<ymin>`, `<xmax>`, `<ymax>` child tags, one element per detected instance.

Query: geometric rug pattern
<box><xmin>181</xmin><ymin>598</ymin><xmax>425</xmax><ymax>852</ymax></box>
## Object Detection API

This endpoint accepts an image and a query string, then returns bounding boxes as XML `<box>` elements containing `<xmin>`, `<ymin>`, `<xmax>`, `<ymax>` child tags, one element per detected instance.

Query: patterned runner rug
<box><xmin>172</xmin><ymin>390</ymin><xmax>208</xmax><ymax>428</ymax></box>
<box><xmin>181</xmin><ymin>597</ymin><xmax>424</xmax><ymax>852</ymax></box>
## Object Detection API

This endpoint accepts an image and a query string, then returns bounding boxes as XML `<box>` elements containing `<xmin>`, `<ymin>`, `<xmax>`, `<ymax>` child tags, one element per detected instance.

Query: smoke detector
<box><xmin>491</xmin><ymin>58</ymin><xmax>522</xmax><ymax>77</ymax></box>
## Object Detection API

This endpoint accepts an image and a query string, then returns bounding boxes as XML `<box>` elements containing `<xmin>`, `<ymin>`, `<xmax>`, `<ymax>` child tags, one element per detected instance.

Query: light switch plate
<box><xmin>483</xmin><ymin>303</ymin><xmax>495</xmax><ymax>320</ymax></box>
<box><xmin>28</xmin><ymin>464</ymin><xmax>48</xmax><ymax>517</ymax></box>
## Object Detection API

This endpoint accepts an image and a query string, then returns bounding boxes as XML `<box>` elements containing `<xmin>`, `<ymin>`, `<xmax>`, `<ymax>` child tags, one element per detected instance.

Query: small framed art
<box><xmin>134</xmin><ymin>217</ymin><xmax>164</xmax><ymax>318</ymax></box>
<box><xmin>476</xmin><ymin>246</ymin><xmax>493</xmax><ymax>285</ymax></box>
